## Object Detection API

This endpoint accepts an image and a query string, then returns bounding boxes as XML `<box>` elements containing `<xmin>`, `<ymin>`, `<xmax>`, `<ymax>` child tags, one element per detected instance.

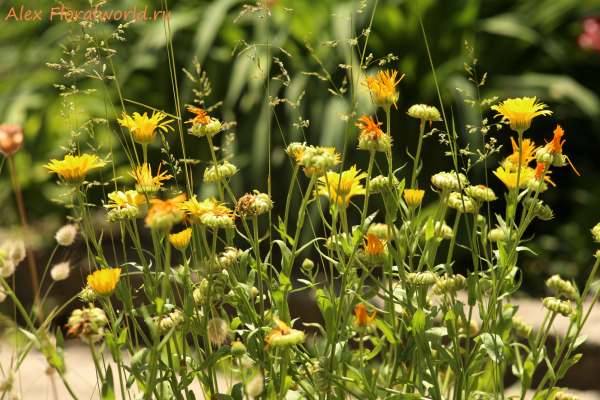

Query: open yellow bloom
<box><xmin>493</xmin><ymin>166</ymin><xmax>534</xmax><ymax>191</ymax></box>
<box><xmin>505</xmin><ymin>137</ymin><xmax>540</xmax><ymax>167</ymax></box>
<box><xmin>87</xmin><ymin>268</ymin><xmax>121</xmax><ymax>296</ymax></box>
<box><xmin>106</xmin><ymin>190</ymin><xmax>145</xmax><ymax>208</ymax></box>
<box><xmin>44</xmin><ymin>154</ymin><xmax>106</xmax><ymax>187</ymax></box>
<box><xmin>404</xmin><ymin>189</ymin><xmax>425</xmax><ymax>208</ymax></box>
<box><xmin>179</xmin><ymin>197</ymin><xmax>234</xmax><ymax>228</ymax></box>
<box><xmin>118</xmin><ymin>111</ymin><xmax>174</xmax><ymax>146</ymax></box>
<box><xmin>491</xmin><ymin>97</ymin><xmax>552</xmax><ymax>132</ymax></box>
<box><xmin>169</xmin><ymin>228</ymin><xmax>192</xmax><ymax>251</ymax></box>
<box><xmin>361</xmin><ymin>70</ymin><xmax>405</xmax><ymax>109</ymax></box>
<box><xmin>129</xmin><ymin>163</ymin><xmax>172</xmax><ymax>197</ymax></box>
<box><xmin>316</xmin><ymin>165</ymin><xmax>367</xmax><ymax>207</ymax></box>
<box><xmin>179</xmin><ymin>196</ymin><xmax>218</xmax><ymax>224</ymax></box>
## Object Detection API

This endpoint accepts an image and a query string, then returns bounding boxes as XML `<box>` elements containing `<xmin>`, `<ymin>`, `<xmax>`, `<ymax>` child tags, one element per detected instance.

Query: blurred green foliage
<box><xmin>1</xmin><ymin>0</ymin><xmax>600</xmax><ymax>294</ymax></box>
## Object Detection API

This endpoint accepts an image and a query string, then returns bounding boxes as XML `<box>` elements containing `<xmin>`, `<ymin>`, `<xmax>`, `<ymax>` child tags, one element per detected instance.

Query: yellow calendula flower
<box><xmin>44</xmin><ymin>154</ymin><xmax>106</xmax><ymax>187</ymax></box>
<box><xmin>106</xmin><ymin>190</ymin><xmax>145</xmax><ymax>208</ymax></box>
<box><xmin>169</xmin><ymin>228</ymin><xmax>192</xmax><ymax>251</ymax></box>
<box><xmin>87</xmin><ymin>268</ymin><xmax>121</xmax><ymax>296</ymax></box>
<box><xmin>493</xmin><ymin>166</ymin><xmax>534</xmax><ymax>191</ymax></box>
<box><xmin>146</xmin><ymin>194</ymin><xmax>187</xmax><ymax>230</ymax></box>
<box><xmin>361</xmin><ymin>70</ymin><xmax>405</xmax><ymax>109</ymax></box>
<box><xmin>118</xmin><ymin>111</ymin><xmax>174</xmax><ymax>146</ymax></box>
<box><xmin>129</xmin><ymin>163</ymin><xmax>172</xmax><ymax>197</ymax></box>
<box><xmin>179</xmin><ymin>196</ymin><xmax>217</xmax><ymax>225</ymax></box>
<box><xmin>504</xmin><ymin>137</ymin><xmax>540</xmax><ymax>168</ymax></box>
<box><xmin>491</xmin><ymin>97</ymin><xmax>552</xmax><ymax>132</ymax></box>
<box><xmin>316</xmin><ymin>165</ymin><xmax>367</xmax><ymax>208</ymax></box>
<box><xmin>404</xmin><ymin>189</ymin><xmax>425</xmax><ymax>208</ymax></box>
<box><xmin>179</xmin><ymin>197</ymin><xmax>234</xmax><ymax>228</ymax></box>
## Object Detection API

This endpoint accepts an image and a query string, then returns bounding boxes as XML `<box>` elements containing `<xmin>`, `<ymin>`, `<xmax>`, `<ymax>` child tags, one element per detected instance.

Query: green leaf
<box><xmin>101</xmin><ymin>365</ymin><xmax>116</xmax><ymax>400</ymax></box>
<box><xmin>478</xmin><ymin>333</ymin><xmax>504</xmax><ymax>364</ymax></box>
<box><xmin>425</xmin><ymin>216</ymin><xmax>434</xmax><ymax>242</ymax></box>
<box><xmin>573</xmin><ymin>333</ymin><xmax>588</xmax><ymax>350</ymax></box>
<box><xmin>521</xmin><ymin>359</ymin><xmax>534</xmax><ymax>395</ymax></box>
<box><xmin>231</xmin><ymin>383</ymin><xmax>244</xmax><ymax>400</ymax></box>
<box><xmin>467</xmin><ymin>271</ymin><xmax>476</xmax><ymax>307</ymax></box>
<box><xmin>556</xmin><ymin>354</ymin><xmax>581</xmax><ymax>379</ymax></box>
<box><xmin>197</xmin><ymin>345</ymin><xmax>231</xmax><ymax>370</ymax></box>
<box><xmin>316</xmin><ymin>289</ymin><xmax>336</xmax><ymax>342</ymax></box>
<box><xmin>375</xmin><ymin>318</ymin><xmax>396</xmax><ymax>344</ymax></box>
<box><xmin>412</xmin><ymin>309</ymin><xmax>425</xmax><ymax>332</ymax></box>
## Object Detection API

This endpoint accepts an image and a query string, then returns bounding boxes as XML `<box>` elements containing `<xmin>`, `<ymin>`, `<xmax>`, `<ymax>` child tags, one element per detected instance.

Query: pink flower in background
<box><xmin>578</xmin><ymin>17</ymin><xmax>600</xmax><ymax>53</ymax></box>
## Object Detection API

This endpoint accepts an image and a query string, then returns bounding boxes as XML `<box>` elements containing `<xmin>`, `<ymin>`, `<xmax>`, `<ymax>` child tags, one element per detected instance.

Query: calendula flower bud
<box><xmin>285</xmin><ymin>142</ymin><xmax>306</xmax><ymax>157</ymax></box>
<box><xmin>433</xmin><ymin>274</ymin><xmax>467</xmax><ymax>295</ymax></box>
<box><xmin>432</xmin><ymin>171</ymin><xmax>467</xmax><ymax>192</ymax></box>
<box><xmin>363</xmin><ymin>234</ymin><xmax>388</xmax><ymax>266</ymax></box>
<box><xmin>543</xmin><ymin>297</ymin><xmax>573</xmax><ymax>317</ymax></box>
<box><xmin>311</xmin><ymin>357</ymin><xmax>331</xmax><ymax>393</ymax></box>
<box><xmin>79</xmin><ymin>285</ymin><xmax>100</xmax><ymax>302</ymax></box>
<box><xmin>404</xmin><ymin>189</ymin><xmax>425</xmax><ymax>209</ymax></box>
<box><xmin>464</xmin><ymin>185</ymin><xmax>497</xmax><ymax>202</ymax></box>
<box><xmin>407</xmin><ymin>104</ymin><xmax>442</xmax><ymax>122</ymax></box>
<box><xmin>300</xmin><ymin>147</ymin><xmax>336</xmax><ymax>177</ymax></box>
<box><xmin>369</xmin><ymin>175</ymin><xmax>400</xmax><ymax>195</ymax></box>
<box><xmin>477</xmin><ymin>214</ymin><xmax>487</xmax><ymax>228</ymax></box>
<box><xmin>405</xmin><ymin>271</ymin><xmax>437</xmax><ymax>286</ymax></box>
<box><xmin>107</xmin><ymin>204</ymin><xmax>142</xmax><ymax>223</ymax></box>
<box><xmin>154</xmin><ymin>310</ymin><xmax>187</xmax><ymax>335</ymax></box>
<box><xmin>457</xmin><ymin>317</ymin><xmax>479</xmax><ymax>337</ymax></box>
<box><xmin>216</xmin><ymin>247</ymin><xmax>239</xmax><ymax>270</ymax></box>
<box><xmin>419</xmin><ymin>221</ymin><xmax>453</xmax><ymax>240</ymax></box>
<box><xmin>355</xmin><ymin>114</ymin><xmax>393</xmax><ymax>152</ymax></box>
<box><xmin>66</xmin><ymin>304</ymin><xmax>108</xmax><ymax>338</ymax></box>
<box><xmin>523</xmin><ymin>198</ymin><xmax>553</xmax><ymax>221</ymax></box>
<box><xmin>51</xmin><ymin>261</ymin><xmax>71</xmax><ymax>281</ymax></box>
<box><xmin>0</xmin><ymin>124</ymin><xmax>24</xmax><ymax>156</ymax></box>
<box><xmin>247</xmin><ymin>372</ymin><xmax>264</xmax><ymax>397</ymax></box>
<box><xmin>546</xmin><ymin>275</ymin><xmax>576</xmax><ymax>300</ymax></box>
<box><xmin>591</xmin><ymin>223</ymin><xmax>600</xmax><ymax>242</ymax></box>
<box><xmin>55</xmin><ymin>224</ymin><xmax>77</xmax><ymax>246</ymax></box>
<box><xmin>302</xmin><ymin>258</ymin><xmax>315</xmax><ymax>271</ymax></box>
<box><xmin>512</xmin><ymin>316</ymin><xmax>533</xmax><ymax>338</ymax></box>
<box><xmin>192</xmin><ymin>118</ymin><xmax>222</xmax><ymax>137</ymax></box>
<box><xmin>487</xmin><ymin>228</ymin><xmax>516</xmax><ymax>243</ymax></box>
<box><xmin>200</xmin><ymin>212</ymin><xmax>235</xmax><ymax>229</ymax></box>
<box><xmin>204</xmin><ymin>161</ymin><xmax>238</xmax><ymax>183</ymax></box>
<box><xmin>251</xmin><ymin>286</ymin><xmax>259</xmax><ymax>297</ymax></box>
<box><xmin>448</xmin><ymin>192</ymin><xmax>476</xmax><ymax>213</ymax></box>
<box><xmin>194</xmin><ymin>272</ymin><xmax>228</xmax><ymax>304</ymax></box>
<box><xmin>231</xmin><ymin>340</ymin><xmax>247</xmax><ymax>358</ymax></box>
<box><xmin>367</xmin><ymin>223</ymin><xmax>400</xmax><ymax>240</ymax></box>
<box><xmin>554</xmin><ymin>393</ymin><xmax>579</xmax><ymax>400</ymax></box>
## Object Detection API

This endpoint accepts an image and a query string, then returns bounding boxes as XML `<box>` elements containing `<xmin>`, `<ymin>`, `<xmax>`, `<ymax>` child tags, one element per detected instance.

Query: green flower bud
<box><xmin>464</xmin><ymin>185</ymin><xmax>497</xmax><ymax>202</ymax></box>
<box><xmin>554</xmin><ymin>393</ymin><xmax>579</xmax><ymax>400</ymax></box>
<box><xmin>194</xmin><ymin>272</ymin><xmax>228</xmax><ymax>304</ymax></box>
<box><xmin>487</xmin><ymin>228</ymin><xmax>516</xmax><ymax>243</ymax></box>
<box><xmin>369</xmin><ymin>175</ymin><xmax>401</xmax><ymax>195</ymax></box>
<box><xmin>477</xmin><ymin>214</ymin><xmax>487</xmax><ymax>228</ymax></box>
<box><xmin>311</xmin><ymin>357</ymin><xmax>331</xmax><ymax>393</ymax></box>
<box><xmin>358</xmin><ymin>134</ymin><xmax>392</xmax><ymax>153</ymax></box>
<box><xmin>231</xmin><ymin>340</ymin><xmax>247</xmax><ymax>358</ymax></box>
<box><xmin>151</xmin><ymin>213</ymin><xmax>184</xmax><ymax>231</ymax></box>
<box><xmin>302</xmin><ymin>258</ymin><xmax>314</xmax><ymax>271</ymax></box>
<box><xmin>199</xmin><ymin>213</ymin><xmax>234</xmax><ymax>229</ymax></box>
<box><xmin>285</xmin><ymin>142</ymin><xmax>307</xmax><ymax>157</ymax></box>
<box><xmin>457</xmin><ymin>317</ymin><xmax>479</xmax><ymax>337</ymax></box>
<box><xmin>78</xmin><ymin>285</ymin><xmax>100</xmax><ymax>302</ymax></box>
<box><xmin>523</xmin><ymin>198</ymin><xmax>553</xmax><ymax>220</ymax></box>
<box><xmin>204</xmin><ymin>161</ymin><xmax>238</xmax><ymax>184</ymax></box>
<box><xmin>300</xmin><ymin>147</ymin><xmax>336</xmax><ymax>177</ymax></box>
<box><xmin>431</xmin><ymin>171</ymin><xmax>467</xmax><ymax>192</ymax></box>
<box><xmin>433</xmin><ymin>274</ymin><xmax>467</xmax><ymax>295</ymax></box>
<box><xmin>536</xmin><ymin>148</ymin><xmax>566</xmax><ymax>168</ymax></box>
<box><xmin>405</xmin><ymin>271</ymin><xmax>437</xmax><ymax>286</ymax></box>
<box><xmin>543</xmin><ymin>297</ymin><xmax>573</xmax><ymax>317</ymax></box>
<box><xmin>236</xmin><ymin>191</ymin><xmax>274</xmax><ymax>216</ymax></box>
<box><xmin>192</xmin><ymin>118</ymin><xmax>222</xmax><ymax>137</ymax></box>
<box><xmin>591</xmin><ymin>223</ymin><xmax>600</xmax><ymax>243</ymax></box>
<box><xmin>107</xmin><ymin>204</ymin><xmax>142</xmax><ymax>223</ymax></box>
<box><xmin>546</xmin><ymin>275</ymin><xmax>576</xmax><ymax>300</ymax></box>
<box><xmin>216</xmin><ymin>247</ymin><xmax>239</xmax><ymax>270</ymax></box>
<box><xmin>448</xmin><ymin>192</ymin><xmax>476</xmax><ymax>213</ymax></box>
<box><xmin>407</xmin><ymin>104</ymin><xmax>442</xmax><ymax>121</ymax></box>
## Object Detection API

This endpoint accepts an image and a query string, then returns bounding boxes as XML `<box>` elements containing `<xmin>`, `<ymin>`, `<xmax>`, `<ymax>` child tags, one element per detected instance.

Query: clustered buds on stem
<box><xmin>546</xmin><ymin>275</ymin><xmax>576</xmax><ymax>300</ymax></box>
<box><xmin>204</xmin><ymin>161</ymin><xmax>238</xmax><ymax>183</ymax></box>
<box><xmin>107</xmin><ymin>204</ymin><xmax>142</xmax><ymax>222</ymax></box>
<box><xmin>79</xmin><ymin>285</ymin><xmax>100</xmax><ymax>302</ymax></box>
<box><xmin>431</xmin><ymin>171</ymin><xmax>468</xmax><ymax>192</ymax></box>
<box><xmin>464</xmin><ymin>185</ymin><xmax>497</xmax><ymax>202</ymax></box>
<box><xmin>153</xmin><ymin>309</ymin><xmax>187</xmax><ymax>335</ymax></box>
<box><xmin>512</xmin><ymin>316</ymin><xmax>533</xmax><ymax>338</ymax></box>
<box><xmin>300</xmin><ymin>146</ymin><xmax>337</xmax><ymax>178</ymax></box>
<box><xmin>368</xmin><ymin>175</ymin><xmax>401</xmax><ymax>195</ymax></box>
<box><xmin>236</xmin><ymin>191</ymin><xmax>274</xmax><ymax>216</ymax></box>
<box><xmin>457</xmin><ymin>317</ymin><xmax>479</xmax><ymax>337</ymax></box>
<box><xmin>419</xmin><ymin>221</ymin><xmax>453</xmax><ymax>240</ymax></box>
<box><xmin>447</xmin><ymin>192</ymin><xmax>476</xmax><ymax>213</ymax></box>
<box><xmin>66</xmin><ymin>304</ymin><xmax>108</xmax><ymax>339</ymax></box>
<box><xmin>542</xmin><ymin>297</ymin><xmax>573</xmax><ymax>317</ymax></box>
<box><xmin>523</xmin><ymin>198</ymin><xmax>553</xmax><ymax>220</ymax></box>
<box><xmin>405</xmin><ymin>271</ymin><xmax>437</xmax><ymax>286</ymax></box>
<box><xmin>591</xmin><ymin>222</ymin><xmax>600</xmax><ymax>242</ymax></box>
<box><xmin>407</xmin><ymin>104</ymin><xmax>442</xmax><ymax>122</ymax></box>
<box><xmin>194</xmin><ymin>272</ymin><xmax>228</xmax><ymax>304</ymax></box>
<box><xmin>487</xmin><ymin>228</ymin><xmax>516</xmax><ymax>243</ymax></box>
<box><xmin>432</xmin><ymin>274</ymin><xmax>467</xmax><ymax>295</ymax></box>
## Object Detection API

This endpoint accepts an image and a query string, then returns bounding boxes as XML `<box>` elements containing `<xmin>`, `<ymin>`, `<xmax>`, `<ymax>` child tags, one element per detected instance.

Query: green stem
<box><xmin>411</xmin><ymin>119</ymin><xmax>426</xmax><ymax>189</ymax></box>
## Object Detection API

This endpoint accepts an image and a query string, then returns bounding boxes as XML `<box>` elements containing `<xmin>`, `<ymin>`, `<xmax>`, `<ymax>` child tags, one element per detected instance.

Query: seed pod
<box><xmin>405</xmin><ymin>271</ymin><xmax>437</xmax><ymax>286</ymax></box>
<box><xmin>431</xmin><ymin>171</ymin><xmax>467</xmax><ymax>192</ymax></box>
<box><xmin>546</xmin><ymin>275</ymin><xmax>576</xmax><ymax>300</ymax></box>
<box><xmin>194</xmin><ymin>272</ymin><xmax>228</xmax><ymax>304</ymax></box>
<box><xmin>464</xmin><ymin>185</ymin><xmax>497</xmax><ymax>202</ymax></box>
<box><xmin>542</xmin><ymin>297</ymin><xmax>573</xmax><ymax>317</ymax></box>
<box><xmin>407</xmin><ymin>104</ymin><xmax>442</xmax><ymax>121</ymax></box>
<box><xmin>311</xmin><ymin>357</ymin><xmax>331</xmax><ymax>393</ymax></box>
<box><xmin>204</xmin><ymin>161</ymin><xmax>238</xmax><ymax>183</ymax></box>
<box><xmin>368</xmin><ymin>175</ymin><xmax>400</xmax><ymax>195</ymax></box>
<box><xmin>447</xmin><ymin>192</ymin><xmax>476</xmax><ymax>213</ymax></box>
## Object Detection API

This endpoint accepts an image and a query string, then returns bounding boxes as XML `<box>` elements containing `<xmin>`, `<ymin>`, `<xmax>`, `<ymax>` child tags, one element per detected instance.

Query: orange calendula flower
<box><xmin>118</xmin><ymin>111</ymin><xmax>174</xmax><ymax>146</ymax></box>
<box><xmin>537</xmin><ymin>125</ymin><xmax>580</xmax><ymax>175</ymax></box>
<box><xmin>361</xmin><ymin>70</ymin><xmax>405</xmax><ymax>109</ymax></box>
<box><xmin>505</xmin><ymin>137</ymin><xmax>540</xmax><ymax>167</ymax></box>
<box><xmin>263</xmin><ymin>317</ymin><xmax>306</xmax><ymax>350</ymax></box>
<box><xmin>316</xmin><ymin>165</ymin><xmax>367</xmax><ymax>207</ymax></box>
<box><xmin>491</xmin><ymin>97</ymin><xmax>552</xmax><ymax>132</ymax></box>
<box><xmin>129</xmin><ymin>163</ymin><xmax>172</xmax><ymax>197</ymax></box>
<box><xmin>87</xmin><ymin>268</ymin><xmax>121</xmax><ymax>296</ymax></box>
<box><xmin>493</xmin><ymin>166</ymin><xmax>534</xmax><ymax>191</ymax></box>
<box><xmin>353</xmin><ymin>303</ymin><xmax>377</xmax><ymax>334</ymax></box>
<box><xmin>355</xmin><ymin>114</ymin><xmax>384</xmax><ymax>138</ymax></box>
<box><xmin>186</xmin><ymin>107</ymin><xmax>211</xmax><ymax>125</ymax></box>
<box><xmin>145</xmin><ymin>194</ymin><xmax>188</xmax><ymax>229</ymax></box>
<box><xmin>44</xmin><ymin>154</ymin><xmax>107</xmax><ymax>187</ymax></box>
<box><xmin>363</xmin><ymin>233</ymin><xmax>387</xmax><ymax>256</ymax></box>
<box><xmin>355</xmin><ymin>114</ymin><xmax>392</xmax><ymax>152</ymax></box>
<box><xmin>533</xmin><ymin>162</ymin><xmax>555</xmax><ymax>187</ymax></box>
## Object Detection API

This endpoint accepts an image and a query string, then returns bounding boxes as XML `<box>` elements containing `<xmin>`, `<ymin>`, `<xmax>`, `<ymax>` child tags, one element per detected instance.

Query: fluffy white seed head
<box><xmin>1</xmin><ymin>240</ymin><xmax>26</xmax><ymax>267</ymax></box>
<box><xmin>0</xmin><ymin>260</ymin><xmax>15</xmax><ymax>278</ymax></box>
<box><xmin>207</xmin><ymin>318</ymin><xmax>229</xmax><ymax>347</ymax></box>
<box><xmin>56</xmin><ymin>225</ymin><xmax>77</xmax><ymax>246</ymax></box>
<box><xmin>246</xmin><ymin>372</ymin><xmax>264</xmax><ymax>397</ymax></box>
<box><xmin>51</xmin><ymin>261</ymin><xmax>71</xmax><ymax>281</ymax></box>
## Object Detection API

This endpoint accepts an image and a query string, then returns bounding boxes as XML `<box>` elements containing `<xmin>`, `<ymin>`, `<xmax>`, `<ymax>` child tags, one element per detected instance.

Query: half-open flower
<box><xmin>361</xmin><ymin>70</ymin><xmax>405</xmax><ymax>109</ymax></box>
<box><xmin>491</xmin><ymin>97</ymin><xmax>552</xmax><ymax>132</ymax></box>
<box><xmin>316</xmin><ymin>166</ymin><xmax>367</xmax><ymax>208</ymax></box>
<box><xmin>352</xmin><ymin>303</ymin><xmax>377</xmax><ymax>335</ymax></box>
<box><xmin>118</xmin><ymin>111</ymin><xmax>174</xmax><ymax>146</ymax></box>
<box><xmin>355</xmin><ymin>114</ymin><xmax>392</xmax><ymax>152</ymax></box>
